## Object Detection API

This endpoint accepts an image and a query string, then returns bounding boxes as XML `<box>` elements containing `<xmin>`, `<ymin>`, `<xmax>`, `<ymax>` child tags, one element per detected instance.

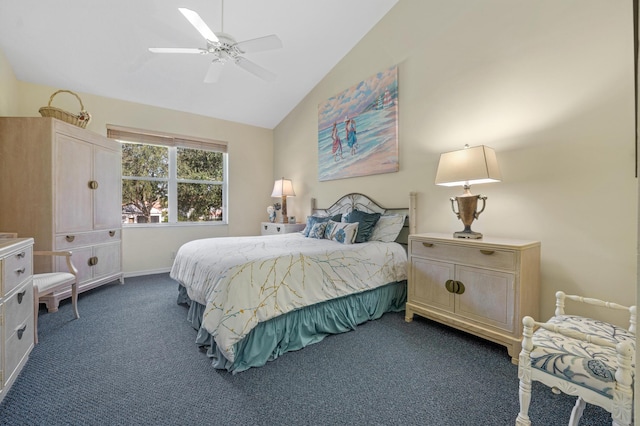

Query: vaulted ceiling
<box><xmin>0</xmin><ymin>0</ymin><xmax>398</xmax><ymax>129</ymax></box>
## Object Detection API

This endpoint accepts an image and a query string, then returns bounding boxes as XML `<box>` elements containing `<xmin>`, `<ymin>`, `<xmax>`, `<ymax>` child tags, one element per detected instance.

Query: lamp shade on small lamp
<box><xmin>271</xmin><ymin>177</ymin><xmax>296</xmax><ymax>223</ymax></box>
<box><xmin>435</xmin><ymin>145</ymin><xmax>501</xmax><ymax>239</ymax></box>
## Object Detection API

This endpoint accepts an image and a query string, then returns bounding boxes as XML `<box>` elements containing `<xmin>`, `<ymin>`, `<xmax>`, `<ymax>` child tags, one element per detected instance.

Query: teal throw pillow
<box><xmin>344</xmin><ymin>210</ymin><xmax>381</xmax><ymax>243</ymax></box>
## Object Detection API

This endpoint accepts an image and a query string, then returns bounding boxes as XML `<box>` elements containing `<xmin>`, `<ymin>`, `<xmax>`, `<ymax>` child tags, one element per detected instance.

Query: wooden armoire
<box><xmin>0</xmin><ymin>117</ymin><xmax>123</xmax><ymax>312</ymax></box>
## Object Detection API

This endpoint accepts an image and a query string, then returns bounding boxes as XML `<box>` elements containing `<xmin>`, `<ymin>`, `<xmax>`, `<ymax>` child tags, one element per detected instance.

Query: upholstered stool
<box><xmin>516</xmin><ymin>291</ymin><xmax>635</xmax><ymax>426</ymax></box>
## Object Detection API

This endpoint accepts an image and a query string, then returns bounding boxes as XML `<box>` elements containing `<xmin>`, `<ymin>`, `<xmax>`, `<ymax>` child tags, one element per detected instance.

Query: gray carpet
<box><xmin>0</xmin><ymin>273</ymin><xmax>611</xmax><ymax>425</ymax></box>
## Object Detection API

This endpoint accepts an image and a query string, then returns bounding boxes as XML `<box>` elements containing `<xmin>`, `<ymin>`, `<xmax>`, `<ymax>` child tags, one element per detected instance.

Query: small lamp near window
<box><xmin>271</xmin><ymin>177</ymin><xmax>296</xmax><ymax>223</ymax></box>
<box><xmin>435</xmin><ymin>145</ymin><xmax>501</xmax><ymax>239</ymax></box>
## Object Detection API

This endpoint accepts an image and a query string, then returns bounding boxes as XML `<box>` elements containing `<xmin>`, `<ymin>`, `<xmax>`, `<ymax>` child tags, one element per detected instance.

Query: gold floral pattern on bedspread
<box><xmin>174</xmin><ymin>234</ymin><xmax>407</xmax><ymax>362</ymax></box>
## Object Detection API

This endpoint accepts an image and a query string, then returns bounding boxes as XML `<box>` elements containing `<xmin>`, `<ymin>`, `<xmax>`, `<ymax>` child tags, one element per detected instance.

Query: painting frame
<box><xmin>317</xmin><ymin>65</ymin><xmax>399</xmax><ymax>182</ymax></box>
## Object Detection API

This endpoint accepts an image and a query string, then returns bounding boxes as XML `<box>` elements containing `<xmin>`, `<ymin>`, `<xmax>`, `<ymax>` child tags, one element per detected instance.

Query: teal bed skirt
<box><xmin>178</xmin><ymin>280</ymin><xmax>407</xmax><ymax>373</ymax></box>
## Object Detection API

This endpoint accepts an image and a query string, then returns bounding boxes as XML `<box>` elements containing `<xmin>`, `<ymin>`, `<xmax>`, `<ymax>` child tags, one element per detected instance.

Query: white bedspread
<box><xmin>170</xmin><ymin>233</ymin><xmax>407</xmax><ymax>362</ymax></box>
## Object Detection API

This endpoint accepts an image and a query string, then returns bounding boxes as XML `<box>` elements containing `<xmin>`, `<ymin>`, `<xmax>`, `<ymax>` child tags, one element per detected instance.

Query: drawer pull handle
<box><xmin>480</xmin><ymin>250</ymin><xmax>495</xmax><ymax>255</ymax></box>
<box><xmin>16</xmin><ymin>251</ymin><xmax>26</xmax><ymax>259</ymax></box>
<box><xmin>15</xmin><ymin>267</ymin><xmax>25</xmax><ymax>275</ymax></box>
<box><xmin>17</xmin><ymin>290</ymin><xmax>26</xmax><ymax>304</ymax></box>
<box><xmin>264</xmin><ymin>225</ymin><xmax>267</xmax><ymax>230</ymax></box>
<box><xmin>422</xmin><ymin>242</ymin><xmax>433</xmax><ymax>248</ymax></box>
<box><xmin>66</xmin><ymin>235</ymin><xmax>75</xmax><ymax>242</ymax></box>
<box><xmin>109</xmin><ymin>230</ymin><xmax>116</xmax><ymax>237</ymax></box>
<box><xmin>277</xmin><ymin>227</ymin><xmax>281</xmax><ymax>232</ymax></box>
<box><xmin>88</xmin><ymin>256</ymin><xmax>98</xmax><ymax>266</ymax></box>
<box><xmin>16</xmin><ymin>324</ymin><xmax>27</xmax><ymax>340</ymax></box>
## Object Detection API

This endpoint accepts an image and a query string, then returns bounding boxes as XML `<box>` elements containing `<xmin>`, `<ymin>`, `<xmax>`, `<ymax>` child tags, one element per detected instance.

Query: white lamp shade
<box><xmin>435</xmin><ymin>145</ymin><xmax>501</xmax><ymax>187</ymax></box>
<box><xmin>271</xmin><ymin>178</ymin><xmax>296</xmax><ymax>197</ymax></box>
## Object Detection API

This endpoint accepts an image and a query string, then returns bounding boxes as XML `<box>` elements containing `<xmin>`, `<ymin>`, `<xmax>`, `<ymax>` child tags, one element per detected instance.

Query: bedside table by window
<box><xmin>261</xmin><ymin>222</ymin><xmax>305</xmax><ymax>235</ymax></box>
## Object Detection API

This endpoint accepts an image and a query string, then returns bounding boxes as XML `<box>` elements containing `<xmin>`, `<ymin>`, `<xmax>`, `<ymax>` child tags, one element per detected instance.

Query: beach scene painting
<box><xmin>318</xmin><ymin>65</ymin><xmax>399</xmax><ymax>181</ymax></box>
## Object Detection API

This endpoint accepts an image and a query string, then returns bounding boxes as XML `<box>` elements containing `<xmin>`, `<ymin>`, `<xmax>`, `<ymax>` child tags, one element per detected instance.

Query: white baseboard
<box><xmin>123</xmin><ymin>267</ymin><xmax>172</xmax><ymax>278</ymax></box>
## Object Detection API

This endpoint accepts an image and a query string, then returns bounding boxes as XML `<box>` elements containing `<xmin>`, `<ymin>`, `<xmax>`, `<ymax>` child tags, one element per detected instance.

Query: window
<box><xmin>107</xmin><ymin>125</ymin><xmax>227</xmax><ymax>225</ymax></box>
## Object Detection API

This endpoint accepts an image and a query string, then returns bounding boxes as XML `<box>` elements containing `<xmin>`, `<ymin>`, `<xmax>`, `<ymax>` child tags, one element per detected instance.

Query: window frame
<box><xmin>107</xmin><ymin>124</ymin><xmax>228</xmax><ymax>227</ymax></box>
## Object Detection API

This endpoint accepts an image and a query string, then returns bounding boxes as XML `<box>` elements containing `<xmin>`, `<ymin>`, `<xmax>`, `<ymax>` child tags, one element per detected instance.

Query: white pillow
<box><xmin>324</xmin><ymin>220</ymin><xmax>358</xmax><ymax>244</ymax></box>
<box><xmin>369</xmin><ymin>214</ymin><xmax>405</xmax><ymax>242</ymax></box>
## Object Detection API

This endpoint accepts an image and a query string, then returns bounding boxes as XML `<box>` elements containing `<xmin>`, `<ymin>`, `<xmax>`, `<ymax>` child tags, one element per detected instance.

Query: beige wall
<box><xmin>1</xmin><ymin>1</ymin><xmax>637</xmax><ymax>324</ymax></box>
<box><xmin>0</xmin><ymin>48</ymin><xmax>18</xmax><ymax>115</ymax></box>
<box><xmin>274</xmin><ymin>0</ymin><xmax>637</xmax><ymax>324</ymax></box>
<box><xmin>2</xmin><ymin>79</ymin><xmax>274</xmax><ymax>276</ymax></box>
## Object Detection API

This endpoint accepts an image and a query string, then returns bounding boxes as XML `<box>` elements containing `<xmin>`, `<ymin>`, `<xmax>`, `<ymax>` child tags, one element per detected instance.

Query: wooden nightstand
<box><xmin>261</xmin><ymin>222</ymin><xmax>305</xmax><ymax>235</ymax></box>
<box><xmin>406</xmin><ymin>233</ymin><xmax>540</xmax><ymax>364</ymax></box>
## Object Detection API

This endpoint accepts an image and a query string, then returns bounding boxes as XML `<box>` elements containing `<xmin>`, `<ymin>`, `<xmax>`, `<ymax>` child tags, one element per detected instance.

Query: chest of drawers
<box><xmin>406</xmin><ymin>233</ymin><xmax>540</xmax><ymax>363</ymax></box>
<box><xmin>0</xmin><ymin>238</ymin><xmax>34</xmax><ymax>403</ymax></box>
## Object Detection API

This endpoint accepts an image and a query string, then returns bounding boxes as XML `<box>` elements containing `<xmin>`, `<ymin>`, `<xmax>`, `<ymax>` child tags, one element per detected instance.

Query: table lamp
<box><xmin>271</xmin><ymin>177</ymin><xmax>295</xmax><ymax>223</ymax></box>
<box><xmin>435</xmin><ymin>145</ymin><xmax>501</xmax><ymax>239</ymax></box>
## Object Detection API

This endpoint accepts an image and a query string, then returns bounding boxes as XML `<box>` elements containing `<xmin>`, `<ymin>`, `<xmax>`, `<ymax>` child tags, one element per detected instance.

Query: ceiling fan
<box><xmin>149</xmin><ymin>4</ymin><xmax>282</xmax><ymax>83</ymax></box>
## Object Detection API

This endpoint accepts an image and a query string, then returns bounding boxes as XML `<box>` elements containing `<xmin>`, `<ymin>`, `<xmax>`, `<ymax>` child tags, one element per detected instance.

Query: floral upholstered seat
<box><xmin>516</xmin><ymin>292</ymin><xmax>636</xmax><ymax>426</ymax></box>
<box><xmin>528</xmin><ymin>315</ymin><xmax>635</xmax><ymax>399</ymax></box>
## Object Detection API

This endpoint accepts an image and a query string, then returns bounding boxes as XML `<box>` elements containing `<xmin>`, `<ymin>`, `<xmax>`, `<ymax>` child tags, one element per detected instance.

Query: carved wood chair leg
<box><xmin>71</xmin><ymin>282</ymin><xmax>79</xmax><ymax>319</ymax></box>
<box><xmin>515</xmin><ymin>377</ymin><xmax>532</xmax><ymax>425</ymax></box>
<box><xmin>568</xmin><ymin>397</ymin><xmax>585</xmax><ymax>426</ymax></box>
<box><xmin>33</xmin><ymin>286</ymin><xmax>39</xmax><ymax>345</ymax></box>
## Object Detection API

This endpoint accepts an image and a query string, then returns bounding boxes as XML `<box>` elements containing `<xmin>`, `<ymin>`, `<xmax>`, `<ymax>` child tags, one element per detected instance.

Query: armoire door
<box><xmin>55</xmin><ymin>133</ymin><xmax>93</xmax><ymax>234</ymax></box>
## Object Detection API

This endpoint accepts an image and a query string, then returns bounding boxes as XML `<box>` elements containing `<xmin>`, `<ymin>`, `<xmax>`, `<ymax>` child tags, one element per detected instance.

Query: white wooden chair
<box><xmin>516</xmin><ymin>291</ymin><xmax>636</xmax><ymax>426</ymax></box>
<box><xmin>33</xmin><ymin>250</ymin><xmax>79</xmax><ymax>344</ymax></box>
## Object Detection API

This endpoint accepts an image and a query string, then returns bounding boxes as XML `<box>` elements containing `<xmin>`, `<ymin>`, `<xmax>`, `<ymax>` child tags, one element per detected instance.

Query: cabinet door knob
<box><xmin>66</xmin><ymin>235</ymin><xmax>75</xmax><ymax>242</ymax></box>
<box><xmin>422</xmin><ymin>242</ymin><xmax>433</xmax><ymax>248</ymax></box>
<box><xmin>264</xmin><ymin>225</ymin><xmax>267</xmax><ymax>230</ymax></box>
<box><xmin>445</xmin><ymin>279</ymin><xmax>455</xmax><ymax>293</ymax></box>
<box><xmin>88</xmin><ymin>256</ymin><xmax>98</xmax><ymax>266</ymax></box>
<box><xmin>88</xmin><ymin>180</ymin><xmax>99</xmax><ymax>190</ymax></box>
<box><xmin>109</xmin><ymin>230</ymin><xmax>116</xmax><ymax>237</ymax></box>
<box><xmin>480</xmin><ymin>250</ymin><xmax>495</xmax><ymax>255</ymax></box>
<box><xmin>277</xmin><ymin>227</ymin><xmax>281</xmax><ymax>232</ymax></box>
<box><xmin>445</xmin><ymin>279</ymin><xmax>466</xmax><ymax>295</ymax></box>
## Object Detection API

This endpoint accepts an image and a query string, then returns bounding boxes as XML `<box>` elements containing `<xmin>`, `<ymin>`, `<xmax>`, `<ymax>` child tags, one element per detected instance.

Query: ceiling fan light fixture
<box><xmin>151</xmin><ymin>6</ymin><xmax>282</xmax><ymax>83</ymax></box>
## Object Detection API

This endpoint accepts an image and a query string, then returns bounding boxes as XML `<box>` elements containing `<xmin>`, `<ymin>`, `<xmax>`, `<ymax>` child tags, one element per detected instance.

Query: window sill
<box><xmin>122</xmin><ymin>221</ymin><xmax>228</xmax><ymax>228</ymax></box>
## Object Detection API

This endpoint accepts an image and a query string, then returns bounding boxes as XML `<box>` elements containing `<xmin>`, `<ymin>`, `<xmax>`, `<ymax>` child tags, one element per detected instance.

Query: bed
<box><xmin>170</xmin><ymin>192</ymin><xmax>417</xmax><ymax>373</ymax></box>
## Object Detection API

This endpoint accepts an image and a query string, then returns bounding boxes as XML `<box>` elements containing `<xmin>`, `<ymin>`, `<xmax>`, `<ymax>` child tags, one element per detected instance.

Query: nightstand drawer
<box><xmin>261</xmin><ymin>222</ymin><xmax>305</xmax><ymax>235</ymax></box>
<box><xmin>410</xmin><ymin>239</ymin><xmax>516</xmax><ymax>271</ymax></box>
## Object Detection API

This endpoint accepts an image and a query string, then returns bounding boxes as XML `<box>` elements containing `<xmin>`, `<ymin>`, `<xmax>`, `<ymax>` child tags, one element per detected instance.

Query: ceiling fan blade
<box><xmin>148</xmin><ymin>47</ymin><xmax>204</xmax><ymax>54</ymax></box>
<box><xmin>235</xmin><ymin>34</ymin><xmax>283</xmax><ymax>53</ymax></box>
<box><xmin>178</xmin><ymin>7</ymin><xmax>219</xmax><ymax>43</ymax></box>
<box><xmin>234</xmin><ymin>57</ymin><xmax>276</xmax><ymax>82</ymax></box>
<box><xmin>204</xmin><ymin>60</ymin><xmax>225</xmax><ymax>83</ymax></box>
